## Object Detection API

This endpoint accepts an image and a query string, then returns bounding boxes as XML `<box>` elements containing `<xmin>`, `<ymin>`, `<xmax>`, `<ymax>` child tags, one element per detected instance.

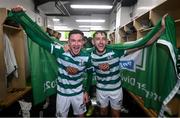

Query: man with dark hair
<box><xmin>53</xmin><ymin>31</ymin><xmax>61</xmax><ymax>40</ymax></box>
<box><xmin>11</xmin><ymin>6</ymin><xmax>93</xmax><ymax>117</ymax></box>
<box><xmin>46</xmin><ymin>28</ymin><xmax>54</xmax><ymax>36</ymax></box>
<box><xmin>54</xmin><ymin>29</ymin><xmax>92</xmax><ymax>117</ymax></box>
<box><xmin>57</xmin><ymin>32</ymin><xmax>61</xmax><ymax>40</ymax></box>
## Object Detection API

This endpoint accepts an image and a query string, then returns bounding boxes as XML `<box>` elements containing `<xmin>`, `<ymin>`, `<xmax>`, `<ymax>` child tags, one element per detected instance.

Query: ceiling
<box><xmin>33</xmin><ymin>0</ymin><xmax>137</xmax><ymax>31</ymax></box>
<box><xmin>34</xmin><ymin>0</ymin><xmax>116</xmax><ymax>16</ymax></box>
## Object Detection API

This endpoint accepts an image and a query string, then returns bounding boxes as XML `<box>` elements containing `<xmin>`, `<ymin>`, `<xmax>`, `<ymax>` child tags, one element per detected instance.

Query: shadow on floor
<box><xmin>0</xmin><ymin>89</ymin><xmax>149</xmax><ymax>117</ymax></box>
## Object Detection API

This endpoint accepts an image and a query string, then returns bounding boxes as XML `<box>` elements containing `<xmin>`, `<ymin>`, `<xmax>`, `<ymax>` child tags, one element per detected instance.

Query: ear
<box><xmin>105</xmin><ymin>39</ymin><xmax>108</xmax><ymax>44</ymax></box>
<box><xmin>68</xmin><ymin>39</ymin><xmax>70</xmax><ymax>44</ymax></box>
<box><xmin>92</xmin><ymin>39</ymin><xmax>95</xmax><ymax>45</ymax></box>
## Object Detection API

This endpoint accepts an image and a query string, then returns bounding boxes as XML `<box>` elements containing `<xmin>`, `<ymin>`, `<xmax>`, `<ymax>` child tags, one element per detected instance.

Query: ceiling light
<box><xmin>79</xmin><ymin>29</ymin><xmax>90</xmax><ymax>31</ymax></box>
<box><xmin>137</xmin><ymin>7</ymin><xmax>153</xmax><ymax>10</ymax></box>
<box><xmin>52</xmin><ymin>18</ymin><xmax>60</xmax><ymax>22</ymax></box>
<box><xmin>54</xmin><ymin>26</ymin><xmax>69</xmax><ymax>30</ymax></box>
<box><xmin>79</xmin><ymin>25</ymin><xmax>102</xmax><ymax>28</ymax></box>
<box><xmin>90</xmin><ymin>27</ymin><xmax>104</xmax><ymax>31</ymax></box>
<box><xmin>76</xmin><ymin>19</ymin><xmax>105</xmax><ymax>23</ymax></box>
<box><xmin>70</xmin><ymin>5</ymin><xmax>112</xmax><ymax>9</ymax></box>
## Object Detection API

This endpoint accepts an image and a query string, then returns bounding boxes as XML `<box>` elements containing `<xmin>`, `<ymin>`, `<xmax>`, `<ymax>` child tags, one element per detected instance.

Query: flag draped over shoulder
<box><xmin>8</xmin><ymin>11</ymin><xmax>180</xmax><ymax>116</ymax></box>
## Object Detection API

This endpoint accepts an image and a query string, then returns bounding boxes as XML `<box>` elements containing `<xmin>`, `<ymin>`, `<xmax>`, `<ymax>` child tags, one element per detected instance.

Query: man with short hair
<box><xmin>91</xmin><ymin>31</ymin><xmax>124</xmax><ymax>117</ymax></box>
<box><xmin>90</xmin><ymin>27</ymin><xmax>166</xmax><ymax>117</ymax></box>
<box><xmin>54</xmin><ymin>30</ymin><xmax>92</xmax><ymax>117</ymax></box>
<box><xmin>11</xmin><ymin>6</ymin><xmax>93</xmax><ymax>117</ymax></box>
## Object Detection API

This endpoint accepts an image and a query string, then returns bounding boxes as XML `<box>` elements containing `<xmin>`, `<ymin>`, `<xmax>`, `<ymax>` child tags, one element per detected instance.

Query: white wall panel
<box><xmin>114</xmin><ymin>0</ymin><xmax>166</xmax><ymax>42</ymax></box>
<box><xmin>132</xmin><ymin>0</ymin><xmax>166</xmax><ymax>18</ymax></box>
<box><xmin>115</xmin><ymin>0</ymin><xmax>166</xmax><ymax>29</ymax></box>
<box><xmin>0</xmin><ymin>0</ymin><xmax>45</xmax><ymax>26</ymax></box>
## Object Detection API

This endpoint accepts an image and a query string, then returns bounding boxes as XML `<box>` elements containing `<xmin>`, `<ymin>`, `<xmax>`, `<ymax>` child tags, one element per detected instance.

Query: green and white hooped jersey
<box><xmin>50</xmin><ymin>43</ymin><xmax>92</xmax><ymax>96</ymax></box>
<box><xmin>8</xmin><ymin>11</ymin><xmax>93</xmax><ymax>97</ymax></box>
<box><xmin>22</xmin><ymin>28</ymin><xmax>92</xmax><ymax>97</ymax></box>
<box><xmin>91</xmin><ymin>48</ymin><xmax>125</xmax><ymax>91</ymax></box>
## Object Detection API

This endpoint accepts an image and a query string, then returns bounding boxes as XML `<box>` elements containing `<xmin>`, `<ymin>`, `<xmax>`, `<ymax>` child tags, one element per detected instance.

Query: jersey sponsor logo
<box><xmin>119</xmin><ymin>60</ymin><xmax>134</xmax><ymax>70</ymax></box>
<box><xmin>120</xmin><ymin>49</ymin><xmax>146</xmax><ymax>72</ymax></box>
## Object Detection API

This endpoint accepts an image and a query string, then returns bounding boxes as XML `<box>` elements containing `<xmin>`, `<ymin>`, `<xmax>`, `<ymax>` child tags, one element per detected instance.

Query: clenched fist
<box><xmin>98</xmin><ymin>63</ymin><xmax>109</xmax><ymax>71</ymax></box>
<box><xmin>11</xmin><ymin>5</ymin><xmax>26</xmax><ymax>12</ymax></box>
<box><xmin>66</xmin><ymin>66</ymin><xmax>79</xmax><ymax>75</ymax></box>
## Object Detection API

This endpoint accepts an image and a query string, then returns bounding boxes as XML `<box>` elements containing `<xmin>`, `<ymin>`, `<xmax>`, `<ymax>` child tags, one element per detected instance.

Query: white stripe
<box><xmin>96</xmin><ymin>73</ymin><xmax>120</xmax><ymax>81</ymax></box>
<box><xmin>51</xmin><ymin>43</ymin><xmax>53</xmax><ymax>54</ymax></box>
<box><xmin>54</xmin><ymin>43</ymin><xmax>62</xmax><ymax>49</ymax></box>
<box><xmin>157</xmin><ymin>39</ymin><xmax>180</xmax><ymax>116</ymax></box>
<box><xmin>58</xmin><ymin>76</ymin><xmax>83</xmax><ymax>86</ymax></box>
<box><xmin>177</xmin><ymin>89</ymin><xmax>180</xmax><ymax>95</ymax></box>
<box><xmin>157</xmin><ymin>39</ymin><xmax>177</xmax><ymax>73</ymax></box>
<box><xmin>57</xmin><ymin>84</ymin><xmax>83</xmax><ymax>94</ymax></box>
<box><xmin>136</xmin><ymin>48</ymin><xmax>147</xmax><ymax>71</ymax></box>
<box><xmin>97</xmin><ymin>81</ymin><xmax>121</xmax><ymax>89</ymax></box>
<box><xmin>96</xmin><ymin>66</ymin><xmax>119</xmax><ymax>74</ymax></box>
<box><xmin>58</xmin><ymin>68</ymin><xmax>83</xmax><ymax>78</ymax></box>
<box><xmin>157</xmin><ymin>39</ymin><xmax>180</xmax><ymax>98</ymax></box>
<box><xmin>57</xmin><ymin>58</ymin><xmax>85</xmax><ymax>71</ymax></box>
<box><xmin>91</xmin><ymin>51</ymin><xmax>114</xmax><ymax>59</ymax></box>
<box><xmin>86</xmin><ymin>67</ymin><xmax>94</xmax><ymax>71</ymax></box>
<box><xmin>63</xmin><ymin>52</ymin><xmax>89</xmax><ymax>62</ymax></box>
<box><xmin>92</xmin><ymin>57</ymin><xmax>119</xmax><ymax>66</ymax></box>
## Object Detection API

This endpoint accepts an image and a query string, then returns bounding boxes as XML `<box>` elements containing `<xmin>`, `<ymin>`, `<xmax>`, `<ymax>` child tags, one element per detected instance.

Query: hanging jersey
<box><xmin>91</xmin><ymin>48</ymin><xmax>125</xmax><ymax>91</ymax></box>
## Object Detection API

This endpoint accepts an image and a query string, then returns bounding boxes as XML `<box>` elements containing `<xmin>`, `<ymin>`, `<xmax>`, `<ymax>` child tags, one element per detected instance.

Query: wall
<box><xmin>0</xmin><ymin>0</ymin><xmax>46</xmax><ymax>79</ymax></box>
<box><xmin>109</xmin><ymin>8</ymin><xmax>116</xmax><ymax>32</ymax></box>
<box><xmin>0</xmin><ymin>0</ymin><xmax>45</xmax><ymax>26</ymax></box>
<box><xmin>132</xmin><ymin>0</ymin><xmax>166</xmax><ymax>18</ymax></box>
<box><xmin>114</xmin><ymin>0</ymin><xmax>166</xmax><ymax>42</ymax></box>
<box><xmin>115</xmin><ymin>4</ymin><xmax>133</xmax><ymax>43</ymax></box>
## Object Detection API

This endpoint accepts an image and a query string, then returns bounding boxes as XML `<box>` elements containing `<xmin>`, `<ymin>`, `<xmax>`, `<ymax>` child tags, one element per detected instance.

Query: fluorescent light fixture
<box><xmin>54</xmin><ymin>26</ymin><xmax>69</xmax><ymax>30</ymax></box>
<box><xmin>90</xmin><ymin>27</ymin><xmax>104</xmax><ymax>30</ymax></box>
<box><xmin>137</xmin><ymin>7</ymin><xmax>153</xmax><ymax>10</ymax></box>
<box><xmin>76</xmin><ymin>19</ymin><xmax>105</xmax><ymax>23</ymax></box>
<box><xmin>52</xmin><ymin>18</ymin><xmax>60</xmax><ymax>22</ymax></box>
<box><xmin>79</xmin><ymin>29</ymin><xmax>90</xmax><ymax>31</ymax></box>
<box><xmin>70</xmin><ymin>5</ymin><xmax>112</xmax><ymax>9</ymax></box>
<box><xmin>47</xmin><ymin>24</ymin><xmax>51</xmax><ymax>27</ymax></box>
<box><xmin>79</xmin><ymin>25</ymin><xmax>102</xmax><ymax>28</ymax></box>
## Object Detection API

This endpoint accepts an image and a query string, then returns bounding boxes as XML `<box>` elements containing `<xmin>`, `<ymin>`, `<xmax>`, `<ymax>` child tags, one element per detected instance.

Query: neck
<box><xmin>96</xmin><ymin>49</ymin><xmax>106</xmax><ymax>56</ymax></box>
<box><xmin>70</xmin><ymin>49</ymin><xmax>79</xmax><ymax>57</ymax></box>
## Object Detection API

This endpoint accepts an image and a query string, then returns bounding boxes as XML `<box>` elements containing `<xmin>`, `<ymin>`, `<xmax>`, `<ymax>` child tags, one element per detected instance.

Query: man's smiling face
<box><xmin>93</xmin><ymin>32</ymin><xmax>108</xmax><ymax>54</ymax></box>
<box><xmin>68</xmin><ymin>33</ymin><xmax>83</xmax><ymax>56</ymax></box>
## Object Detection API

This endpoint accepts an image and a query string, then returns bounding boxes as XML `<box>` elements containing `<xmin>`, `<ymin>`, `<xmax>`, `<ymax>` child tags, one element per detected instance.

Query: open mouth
<box><xmin>97</xmin><ymin>44</ymin><xmax>105</xmax><ymax>49</ymax></box>
<box><xmin>71</xmin><ymin>46</ymin><xmax>81</xmax><ymax>55</ymax></box>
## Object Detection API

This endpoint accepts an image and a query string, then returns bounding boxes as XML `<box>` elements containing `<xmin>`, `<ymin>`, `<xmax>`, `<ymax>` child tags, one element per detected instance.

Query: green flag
<box><xmin>119</xmin><ymin>16</ymin><xmax>180</xmax><ymax>116</ymax></box>
<box><xmin>8</xmin><ymin>11</ymin><xmax>180</xmax><ymax>116</ymax></box>
<box><xmin>27</xmin><ymin>37</ymin><xmax>58</xmax><ymax>104</ymax></box>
